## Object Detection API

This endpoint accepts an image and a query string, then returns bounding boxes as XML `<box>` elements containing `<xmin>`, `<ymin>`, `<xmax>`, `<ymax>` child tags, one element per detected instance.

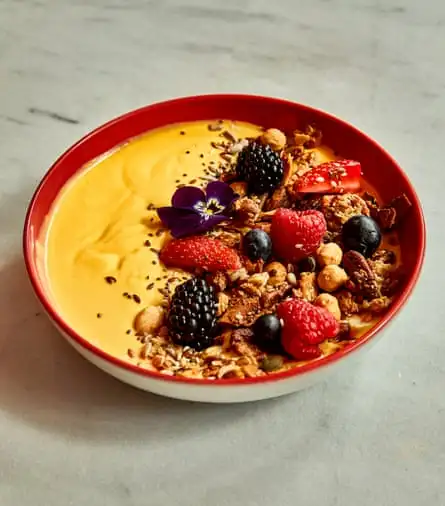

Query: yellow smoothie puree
<box><xmin>40</xmin><ymin>120</ymin><xmax>389</xmax><ymax>361</ymax></box>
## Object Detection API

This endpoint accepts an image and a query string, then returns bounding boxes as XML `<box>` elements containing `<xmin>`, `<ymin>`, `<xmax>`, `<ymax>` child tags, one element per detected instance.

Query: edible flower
<box><xmin>157</xmin><ymin>181</ymin><xmax>237</xmax><ymax>238</ymax></box>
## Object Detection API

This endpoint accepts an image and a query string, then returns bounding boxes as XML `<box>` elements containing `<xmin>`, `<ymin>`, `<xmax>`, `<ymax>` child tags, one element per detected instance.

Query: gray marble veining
<box><xmin>1</xmin><ymin>0</ymin><xmax>444</xmax><ymax>504</ymax></box>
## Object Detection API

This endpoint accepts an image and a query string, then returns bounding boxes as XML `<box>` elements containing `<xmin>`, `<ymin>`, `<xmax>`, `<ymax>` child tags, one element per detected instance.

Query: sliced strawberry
<box><xmin>295</xmin><ymin>159</ymin><xmax>362</xmax><ymax>194</ymax></box>
<box><xmin>160</xmin><ymin>237</ymin><xmax>242</xmax><ymax>272</ymax></box>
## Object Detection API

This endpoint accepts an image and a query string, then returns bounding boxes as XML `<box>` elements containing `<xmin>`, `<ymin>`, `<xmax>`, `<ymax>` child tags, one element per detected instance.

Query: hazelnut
<box><xmin>134</xmin><ymin>306</ymin><xmax>165</xmax><ymax>335</ymax></box>
<box><xmin>260</xmin><ymin>128</ymin><xmax>286</xmax><ymax>151</ymax></box>
<box><xmin>316</xmin><ymin>242</ymin><xmax>343</xmax><ymax>267</ymax></box>
<box><xmin>314</xmin><ymin>294</ymin><xmax>341</xmax><ymax>321</ymax></box>
<box><xmin>317</xmin><ymin>265</ymin><xmax>348</xmax><ymax>292</ymax></box>
<box><xmin>265</xmin><ymin>261</ymin><xmax>287</xmax><ymax>286</ymax></box>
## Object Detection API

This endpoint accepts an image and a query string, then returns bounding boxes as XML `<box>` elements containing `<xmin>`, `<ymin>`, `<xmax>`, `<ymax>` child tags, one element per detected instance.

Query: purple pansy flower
<box><xmin>157</xmin><ymin>181</ymin><xmax>237</xmax><ymax>238</ymax></box>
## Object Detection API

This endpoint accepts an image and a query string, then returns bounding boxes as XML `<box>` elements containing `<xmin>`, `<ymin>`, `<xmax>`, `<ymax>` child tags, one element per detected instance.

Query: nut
<box><xmin>293</xmin><ymin>132</ymin><xmax>312</xmax><ymax>146</ymax></box>
<box><xmin>297</xmin><ymin>272</ymin><xmax>318</xmax><ymax>302</ymax></box>
<box><xmin>229</xmin><ymin>139</ymin><xmax>249</xmax><ymax>154</ymax></box>
<box><xmin>316</xmin><ymin>242</ymin><xmax>343</xmax><ymax>267</ymax></box>
<box><xmin>265</xmin><ymin>261</ymin><xmax>287</xmax><ymax>286</ymax></box>
<box><xmin>260</xmin><ymin>128</ymin><xmax>286</xmax><ymax>151</ymax></box>
<box><xmin>217</xmin><ymin>292</ymin><xmax>229</xmax><ymax>316</ymax></box>
<box><xmin>228</xmin><ymin>267</ymin><xmax>249</xmax><ymax>283</ymax></box>
<box><xmin>134</xmin><ymin>306</ymin><xmax>165</xmax><ymax>335</ymax></box>
<box><xmin>202</xmin><ymin>346</ymin><xmax>223</xmax><ymax>360</ymax></box>
<box><xmin>249</xmin><ymin>272</ymin><xmax>269</xmax><ymax>288</ymax></box>
<box><xmin>314</xmin><ymin>294</ymin><xmax>341</xmax><ymax>321</ymax></box>
<box><xmin>287</xmin><ymin>272</ymin><xmax>297</xmax><ymax>286</ymax></box>
<box><xmin>343</xmin><ymin>250</ymin><xmax>381</xmax><ymax>299</ymax></box>
<box><xmin>242</xmin><ymin>364</ymin><xmax>260</xmax><ymax>378</ymax></box>
<box><xmin>217</xmin><ymin>364</ymin><xmax>244</xmax><ymax>379</ymax></box>
<box><xmin>317</xmin><ymin>265</ymin><xmax>348</xmax><ymax>292</ymax></box>
<box><xmin>260</xmin><ymin>355</ymin><xmax>284</xmax><ymax>372</ymax></box>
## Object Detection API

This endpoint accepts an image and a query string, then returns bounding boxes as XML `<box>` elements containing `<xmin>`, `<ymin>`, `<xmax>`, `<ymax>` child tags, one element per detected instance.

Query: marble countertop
<box><xmin>1</xmin><ymin>0</ymin><xmax>444</xmax><ymax>504</ymax></box>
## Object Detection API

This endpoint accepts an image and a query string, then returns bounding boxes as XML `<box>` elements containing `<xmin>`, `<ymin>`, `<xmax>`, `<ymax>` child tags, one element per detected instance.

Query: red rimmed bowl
<box><xmin>23</xmin><ymin>94</ymin><xmax>425</xmax><ymax>403</ymax></box>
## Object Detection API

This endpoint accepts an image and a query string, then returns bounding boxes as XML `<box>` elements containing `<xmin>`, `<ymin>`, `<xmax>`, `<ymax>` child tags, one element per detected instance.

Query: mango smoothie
<box><xmin>40</xmin><ymin>119</ymin><xmax>405</xmax><ymax>377</ymax></box>
<box><xmin>42</xmin><ymin>121</ymin><xmax>264</xmax><ymax>357</ymax></box>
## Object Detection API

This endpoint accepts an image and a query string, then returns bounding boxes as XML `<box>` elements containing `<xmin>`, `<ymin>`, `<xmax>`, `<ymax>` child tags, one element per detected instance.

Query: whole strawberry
<box><xmin>160</xmin><ymin>237</ymin><xmax>241</xmax><ymax>272</ymax></box>
<box><xmin>277</xmin><ymin>298</ymin><xmax>339</xmax><ymax>360</ymax></box>
<box><xmin>271</xmin><ymin>208</ymin><xmax>327</xmax><ymax>262</ymax></box>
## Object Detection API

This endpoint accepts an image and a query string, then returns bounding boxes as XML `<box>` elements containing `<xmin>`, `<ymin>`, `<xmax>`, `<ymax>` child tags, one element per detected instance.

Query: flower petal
<box><xmin>157</xmin><ymin>207</ymin><xmax>197</xmax><ymax>231</ymax></box>
<box><xmin>205</xmin><ymin>181</ymin><xmax>237</xmax><ymax>208</ymax></box>
<box><xmin>172</xmin><ymin>186</ymin><xmax>206</xmax><ymax>210</ymax></box>
<box><xmin>169</xmin><ymin>213</ymin><xmax>205</xmax><ymax>238</ymax></box>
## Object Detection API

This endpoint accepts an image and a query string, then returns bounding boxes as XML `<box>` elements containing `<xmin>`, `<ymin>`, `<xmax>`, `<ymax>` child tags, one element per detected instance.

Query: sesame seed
<box><xmin>146</xmin><ymin>282</ymin><xmax>155</xmax><ymax>290</ymax></box>
<box><xmin>96</xmin><ymin>313</ymin><xmax>102</xmax><ymax>318</ymax></box>
<box><xmin>144</xmin><ymin>240</ymin><xmax>151</xmax><ymax>247</ymax></box>
<box><xmin>133</xmin><ymin>294</ymin><xmax>141</xmax><ymax>304</ymax></box>
<box><xmin>104</xmin><ymin>276</ymin><xmax>117</xmax><ymax>284</ymax></box>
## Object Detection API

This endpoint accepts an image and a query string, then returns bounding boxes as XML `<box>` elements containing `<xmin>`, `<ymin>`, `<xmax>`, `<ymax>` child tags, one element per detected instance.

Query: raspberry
<box><xmin>168</xmin><ymin>278</ymin><xmax>218</xmax><ymax>350</ymax></box>
<box><xmin>277</xmin><ymin>298</ymin><xmax>339</xmax><ymax>360</ymax></box>
<box><xmin>160</xmin><ymin>237</ymin><xmax>242</xmax><ymax>272</ymax></box>
<box><xmin>271</xmin><ymin>208</ymin><xmax>327</xmax><ymax>262</ymax></box>
<box><xmin>236</xmin><ymin>142</ymin><xmax>284</xmax><ymax>194</ymax></box>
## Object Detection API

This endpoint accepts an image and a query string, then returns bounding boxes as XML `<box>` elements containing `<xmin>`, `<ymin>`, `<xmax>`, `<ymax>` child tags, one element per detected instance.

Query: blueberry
<box><xmin>253</xmin><ymin>314</ymin><xmax>282</xmax><ymax>351</ymax></box>
<box><xmin>243</xmin><ymin>229</ymin><xmax>272</xmax><ymax>262</ymax></box>
<box><xmin>342</xmin><ymin>215</ymin><xmax>382</xmax><ymax>257</ymax></box>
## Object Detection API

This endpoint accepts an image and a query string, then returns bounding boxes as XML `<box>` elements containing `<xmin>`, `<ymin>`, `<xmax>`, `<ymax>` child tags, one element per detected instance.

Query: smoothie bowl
<box><xmin>23</xmin><ymin>95</ymin><xmax>425</xmax><ymax>403</ymax></box>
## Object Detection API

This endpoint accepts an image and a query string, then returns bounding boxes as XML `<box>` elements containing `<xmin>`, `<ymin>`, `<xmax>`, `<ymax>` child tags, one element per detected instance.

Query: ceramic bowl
<box><xmin>23</xmin><ymin>94</ymin><xmax>425</xmax><ymax>403</ymax></box>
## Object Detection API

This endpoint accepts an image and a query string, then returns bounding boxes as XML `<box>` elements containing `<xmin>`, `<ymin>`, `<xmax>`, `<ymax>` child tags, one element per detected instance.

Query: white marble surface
<box><xmin>0</xmin><ymin>0</ymin><xmax>444</xmax><ymax>504</ymax></box>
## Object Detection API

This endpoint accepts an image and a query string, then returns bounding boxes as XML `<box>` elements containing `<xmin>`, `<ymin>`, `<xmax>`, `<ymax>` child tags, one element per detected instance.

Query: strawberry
<box><xmin>271</xmin><ymin>208</ymin><xmax>327</xmax><ymax>262</ymax></box>
<box><xmin>294</xmin><ymin>159</ymin><xmax>362</xmax><ymax>194</ymax></box>
<box><xmin>160</xmin><ymin>237</ymin><xmax>242</xmax><ymax>272</ymax></box>
<box><xmin>277</xmin><ymin>298</ymin><xmax>340</xmax><ymax>360</ymax></box>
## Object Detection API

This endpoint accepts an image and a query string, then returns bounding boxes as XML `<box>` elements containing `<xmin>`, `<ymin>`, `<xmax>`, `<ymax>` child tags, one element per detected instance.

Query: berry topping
<box><xmin>242</xmin><ymin>229</ymin><xmax>272</xmax><ymax>262</ymax></box>
<box><xmin>277</xmin><ymin>298</ymin><xmax>340</xmax><ymax>360</ymax></box>
<box><xmin>168</xmin><ymin>278</ymin><xmax>218</xmax><ymax>350</ymax></box>
<box><xmin>342</xmin><ymin>215</ymin><xmax>382</xmax><ymax>257</ymax></box>
<box><xmin>271</xmin><ymin>208</ymin><xmax>327</xmax><ymax>263</ymax></box>
<box><xmin>253</xmin><ymin>314</ymin><xmax>282</xmax><ymax>351</ymax></box>
<box><xmin>160</xmin><ymin>237</ymin><xmax>242</xmax><ymax>272</ymax></box>
<box><xmin>236</xmin><ymin>141</ymin><xmax>284</xmax><ymax>194</ymax></box>
<box><xmin>294</xmin><ymin>160</ymin><xmax>362</xmax><ymax>194</ymax></box>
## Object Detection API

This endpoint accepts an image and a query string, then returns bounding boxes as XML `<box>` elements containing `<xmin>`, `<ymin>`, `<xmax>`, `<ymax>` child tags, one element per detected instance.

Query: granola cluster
<box><xmin>127</xmin><ymin>124</ymin><xmax>411</xmax><ymax>379</ymax></box>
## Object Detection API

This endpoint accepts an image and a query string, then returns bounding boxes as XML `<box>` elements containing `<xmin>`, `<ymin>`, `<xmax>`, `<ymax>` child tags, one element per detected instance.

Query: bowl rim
<box><xmin>23</xmin><ymin>93</ymin><xmax>426</xmax><ymax>387</ymax></box>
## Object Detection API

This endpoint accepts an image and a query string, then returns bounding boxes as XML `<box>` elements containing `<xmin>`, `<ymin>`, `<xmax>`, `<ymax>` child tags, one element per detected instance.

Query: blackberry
<box><xmin>236</xmin><ymin>141</ymin><xmax>284</xmax><ymax>194</ymax></box>
<box><xmin>167</xmin><ymin>278</ymin><xmax>218</xmax><ymax>350</ymax></box>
